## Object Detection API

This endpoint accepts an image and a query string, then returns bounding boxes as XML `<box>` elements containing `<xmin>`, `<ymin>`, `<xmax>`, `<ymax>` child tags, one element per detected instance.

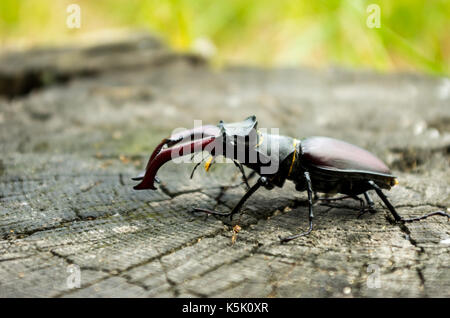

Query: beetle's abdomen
<box><xmin>301</xmin><ymin>136</ymin><xmax>392</xmax><ymax>176</ymax></box>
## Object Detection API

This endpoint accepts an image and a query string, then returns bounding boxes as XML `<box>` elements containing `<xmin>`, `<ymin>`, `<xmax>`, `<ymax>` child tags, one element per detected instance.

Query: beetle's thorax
<box><xmin>243</xmin><ymin>132</ymin><xmax>300</xmax><ymax>188</ymax></box>
<box><xmin>282</xmin><ymin>138</ymin><xmax>304</xmax><ymax>181</ymax></box>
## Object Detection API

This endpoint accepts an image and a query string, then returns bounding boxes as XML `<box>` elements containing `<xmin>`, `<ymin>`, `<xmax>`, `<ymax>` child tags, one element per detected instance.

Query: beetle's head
<box><xmin>218</xmin><ymin>115</ymin><xmax>258</xmax><ymax>139</ymax></box>
<box><xmin>132</xmin><ymin>116</ymin><xmax>264</xmax><ymax>190</ymax></box>
<box><xmin>216</xmin><ymin>115</ymin><xmax>261</xmax><ymax>160</ymax></box>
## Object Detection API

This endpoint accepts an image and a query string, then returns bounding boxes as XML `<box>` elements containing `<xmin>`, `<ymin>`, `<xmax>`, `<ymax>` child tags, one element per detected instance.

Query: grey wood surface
<box><xmin>0</xmin><ymin>33</ymin><xmax>449</xmax><ymax>297</ymax></box>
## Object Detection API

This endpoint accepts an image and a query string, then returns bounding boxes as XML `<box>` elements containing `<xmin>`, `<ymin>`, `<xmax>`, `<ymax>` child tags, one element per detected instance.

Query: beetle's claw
<box><xmin>132</xmin><ymin>173</ymin><xmax>160</xmax><ymax>183</ymax></box>
<box><xmin>131</xmin><ymin>171</ymin><xmax>146</xmax><ymax>181</ymax></box>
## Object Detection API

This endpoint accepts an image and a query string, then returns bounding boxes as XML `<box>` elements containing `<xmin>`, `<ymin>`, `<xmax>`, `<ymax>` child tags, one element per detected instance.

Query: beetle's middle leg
<box><xmin>315</xmin><ymin>193</ymin><xmax>375</xmax><ymax>218</ymax></box>
<box><xmin>193</xmin><ymin>177</ymin><xmax>266</xmax><ymax>219</ymax></box>
<box><xmin>345</xmin><ymin>192</ymin><xmax>377</xmax><ymax>217</ymax></box>
<box><xmin>315</xmin><ymin>194</ymin><xmax>363</xmax><ymax>209</ymax></box>
<box><xmin>279</xmin><ymin>171</ymin><xmax>314</xmax><ymax>243</ymax></box>
<box><xmin>356</xmin><ymin>192</ymin><xmax>378</xmax><ymax>218</ymax></box>
<box><xmin>363</xmin><ymin>191</ymin><xmax>376</xmax><ymax>213</ymax></box>
<box><xmin>315</xmin><ymin>194</ymin><xmax>353</xmax><ymax>202</ymax></box>
<box><xmin>368</xmin><ymin>180</ymin><xmax>450</xmax><ymax>223</ymax></box>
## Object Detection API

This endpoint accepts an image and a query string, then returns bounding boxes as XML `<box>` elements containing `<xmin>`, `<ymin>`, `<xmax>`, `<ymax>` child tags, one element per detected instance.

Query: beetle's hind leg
<box><xmin>368</xmin><ymin>180</ymin><xmax>450</xmax><ymax>223</ymax></box>
<box><xmin>400</xmin><ymin>211</ymin><xmax>450</xmax><ymax>222</ymax></box>
<box><xmin>279</xmin><ymin>171</ymin><xmax>314</xmax><ymax>243</ymax></box>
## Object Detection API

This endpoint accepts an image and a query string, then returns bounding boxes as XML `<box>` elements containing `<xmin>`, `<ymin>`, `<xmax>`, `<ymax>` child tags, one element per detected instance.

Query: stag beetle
<box><xmin>132</xmin><ymin>116</ymin><xmax>449</xmax><ymax>242</ymax></box>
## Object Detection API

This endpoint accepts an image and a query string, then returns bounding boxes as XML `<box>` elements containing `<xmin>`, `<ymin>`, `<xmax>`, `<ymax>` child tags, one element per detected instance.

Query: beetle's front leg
<box><xmin>193</xmin><ymin>177</ymin><xmax>267</xmax><ymax>220</ymax></box>
<box><xmin>232</xmin><ymin>160</ymin><xmax>252</xmax><ymax>190</ymax></box>
<box><xmin>279</xmin><ymin>171</ymin><xmax>314</xmax><ymax>243</ymax></box>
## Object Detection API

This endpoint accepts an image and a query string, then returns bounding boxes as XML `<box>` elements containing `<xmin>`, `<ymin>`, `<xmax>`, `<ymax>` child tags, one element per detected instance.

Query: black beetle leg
<box><xmin>246</xmin><ymin>170</ymin><xmax>258</xmax><ymax>183</ymax></box>
<box><xmin>357</xmin><ymin>192</ymin><xmax>377</xmax><ymax>219</ymax></box>
<box><xmin>368</xmin><ymin>180</ymin><xmax>450</xmax><ymax>222</ymax></box>
<box><xmin>316</xmin><ymin>193</ymin><xmax>369</xmax><ymax>218</ymax></box>
<box><xmin>232</xmin><ymin>160</ymin><xmax>251</xmax><ymax>190</ymax></box>
<box><xmin>363</xmin><ymin>191</ymin><xmax>376</xmax><ymax>213</ymax></box>
<box><xmin>316</xmin><ymin>194</ymin><xmax>353</xmax><ymax>202</ymax></box>
<box><xmin>356</xmin><ymin>191</ymin><xmax>382</xmax><ymax>218</ymax></box>
<box><xmin>400</xmin><ymin>211</ymin><xmax>450</xmax><ymax>222</ymax></box>
<box><xmin>193</xmin><ymin>177</ymin><xmax>266</xmax><ymax>220</ymax></box>
<box><xmin>279</xmin><ymin>171</ymin><xmax>314</xmax><ymax>243</ymax></box>
<box><xmin>368</xmin><ymin>180</ymin><xmax>402</xmax><ymax>221</ymax></box>
<box><xmin>352</xmin><ymin>195</ymin><xmax>368</xmax><ymax>218</ymax></box>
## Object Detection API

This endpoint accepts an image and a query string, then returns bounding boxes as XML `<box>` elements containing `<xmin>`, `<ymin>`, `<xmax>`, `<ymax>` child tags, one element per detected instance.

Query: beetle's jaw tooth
<box><xmin>131</xmin><ymin>171</ymin><xmax>145</xmax><ymax>181</ymax></box>
<box><xmin>391</xmin><ymin>178</ymin><xmax>399</xmax><ymax>186</ymax></box>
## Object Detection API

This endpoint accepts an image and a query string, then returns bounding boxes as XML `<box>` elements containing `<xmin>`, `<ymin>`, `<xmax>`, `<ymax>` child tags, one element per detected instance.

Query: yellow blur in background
<box><xmin>0</xmin><ymin>0</ymin><xmax>449</xmax><ymax>74</ymax></box>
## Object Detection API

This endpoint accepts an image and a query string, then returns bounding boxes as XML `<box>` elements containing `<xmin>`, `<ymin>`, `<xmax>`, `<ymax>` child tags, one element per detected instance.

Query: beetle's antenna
<box><xmin>190</xmin><ymin>156</ymin><xmax>206</xmax><ymax>179</ymax></box>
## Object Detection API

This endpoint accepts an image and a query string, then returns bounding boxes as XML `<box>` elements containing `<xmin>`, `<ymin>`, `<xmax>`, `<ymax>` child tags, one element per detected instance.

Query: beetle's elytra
<box><xmin>133</xmin><ymin>116</ymin><xmax>449</xmax><ymax>242</ymax></box>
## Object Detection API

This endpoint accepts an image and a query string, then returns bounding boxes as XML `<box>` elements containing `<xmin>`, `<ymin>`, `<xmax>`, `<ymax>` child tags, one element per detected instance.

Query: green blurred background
<box><xmin>0</xmin><ymin>0</ymin><xmax>449</xmax><ymax>74</ymax></box>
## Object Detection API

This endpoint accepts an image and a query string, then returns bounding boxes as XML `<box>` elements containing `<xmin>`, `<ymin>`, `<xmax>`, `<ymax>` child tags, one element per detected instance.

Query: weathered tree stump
<box><xmin>0</xmin><ymin>33</ymin><xmax>449</xmax><ymax>297</ymax></box>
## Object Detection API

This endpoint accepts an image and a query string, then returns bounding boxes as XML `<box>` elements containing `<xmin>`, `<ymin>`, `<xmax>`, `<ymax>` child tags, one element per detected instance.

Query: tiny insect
<box><xmin>133</xmin><ymin>116</ymin><xmax>449</xmax><ymax>243</ymax></box>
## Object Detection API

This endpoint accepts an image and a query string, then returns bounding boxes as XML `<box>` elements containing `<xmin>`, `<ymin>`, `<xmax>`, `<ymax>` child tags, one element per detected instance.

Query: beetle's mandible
<box><xmin>132</xmin><ymin>116</ymin><xmax>449</xmax><ymax>242</ymax></box>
